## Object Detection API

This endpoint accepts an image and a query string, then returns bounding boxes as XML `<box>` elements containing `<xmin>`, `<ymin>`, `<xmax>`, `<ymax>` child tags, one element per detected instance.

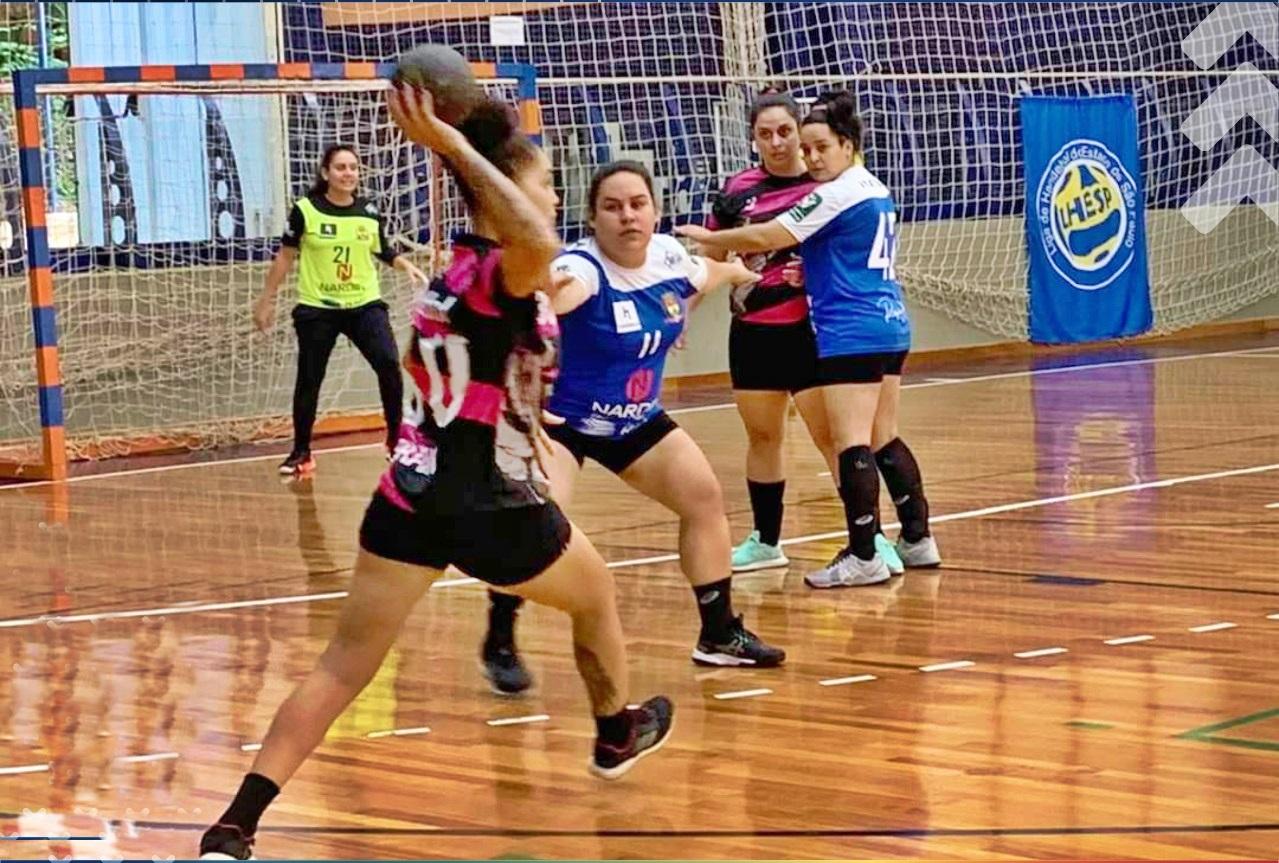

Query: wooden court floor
<box><xmin>1</xmin><ymin>332</ymin><xmax>1277</xmax><ymax>860</ymax></box>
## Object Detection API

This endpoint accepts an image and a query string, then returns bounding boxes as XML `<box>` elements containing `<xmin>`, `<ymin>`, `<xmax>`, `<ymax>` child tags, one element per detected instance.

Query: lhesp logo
<box><xmin>1179</xmin><ymin>2</ymin><xmax>1279</xmax><ymax>233</ymax></box>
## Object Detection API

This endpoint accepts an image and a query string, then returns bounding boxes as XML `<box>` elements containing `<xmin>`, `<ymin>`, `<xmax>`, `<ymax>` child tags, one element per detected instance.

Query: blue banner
<box><xmin>1021</xmin><ymin>95</ymin><xmax>1152</xmax><ymax>344</ymax></box>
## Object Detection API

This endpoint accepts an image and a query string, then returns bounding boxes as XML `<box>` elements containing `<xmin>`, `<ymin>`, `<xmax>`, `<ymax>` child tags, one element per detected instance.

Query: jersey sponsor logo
<box><xmin>661</xmin><ymin>291</ymin><xmax>682</xmax><ymax>323</ymax></box>
<box><xmin>320</xmin><ymin>222</ymin><xmax>337</xmax><ymax>237</ymax></box>
<box><xmin>355</xmin><ymin>225</ymin><xmax>371</xmax><ymax>243</ymax></box>
<box><xmin>663</xmin><ymin>249</ymin><xmax>681</xmax><ymax>269</ymax></box>
<box><xmin>591</xmin><ymin>399</ymin><xmax>657</xmax><ymax>422</ymax></box>
<box><xmin>1034</xmin><ymin>138</ymin><xmax>1138</xmax><ymax>291</ymax></box>
<box><xmin>624</xmin><ymin>368</ymin><xmax>656</xmax><ymax>402</ymax></box>
<box><xmin>364</xmin><ymin>203</ymin><xmax>378</xmax><ymax>215</ymax></box>
<box><xmin>612</xmin><ymin>299</ymin><xmax>642</xmax><ymax>334</ymax></box>
<box><xmin>786</xmin><ymin>192</ymin><xmax>822</xmax><ymax>221</ymax></box>
<box><xmin>742</xmin><ymin>195</ymin><xmax>757</xmax><ymax>215</ymax></box>
<box><xmin>579</xmin><ymin>415</ymin><xmax>617</xmax><ymax>437</ymax></box>
<box><xmin>877</xmin><ymin>297</ymin><xmax>908</xmax><ymax>325</ymax></box>
<box><xmin>337</xmin><ymin>262</ymin><xmax>354</xmax><ymax>282</ymax></box>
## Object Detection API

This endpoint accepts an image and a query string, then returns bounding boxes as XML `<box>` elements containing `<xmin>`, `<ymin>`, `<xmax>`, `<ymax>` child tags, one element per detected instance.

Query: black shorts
<box><xmin>816</xmin><ymin>350</ymin><xmax>909</xmax><ymax>385</ymax></box>
<box><xmin>545</xmin><ymin>410</ymin><xmax>679</xmax><ymax>474</ymax></box>
<box><xmin>729</xmin><ymin>319</ymin><xmax>820</xmax><ymax>393</ymax></box>
<box><xmin>358</xmin><ymin>492</ymin><xmax>571</xmax><ymax>587</ymax></box>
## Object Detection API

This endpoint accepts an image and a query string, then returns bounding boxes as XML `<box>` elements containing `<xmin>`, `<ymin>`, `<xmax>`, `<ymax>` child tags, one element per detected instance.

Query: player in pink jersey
<box><xmin>198</xmin><ymin>87</ymin><xmax>673</xmax><ymax>861</ymax></box>
<box><xmin>706</xmin><ymin>91</ymin><xmax>903</xmax><ymax>575</ymax></box>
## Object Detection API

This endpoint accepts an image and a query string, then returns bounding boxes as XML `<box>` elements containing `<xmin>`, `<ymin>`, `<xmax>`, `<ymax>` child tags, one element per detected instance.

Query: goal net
<box><xmin>0</xmin><ymin>66</ymin><xmax>528</xmax><ymax>477</ymax></box>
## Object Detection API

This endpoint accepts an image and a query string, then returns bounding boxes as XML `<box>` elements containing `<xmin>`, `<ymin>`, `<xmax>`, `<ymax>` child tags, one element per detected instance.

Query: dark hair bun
<box><xmin>457</xmin><ymin>97</ymin><xmax>519</xmax><ymax>162</ymax></box>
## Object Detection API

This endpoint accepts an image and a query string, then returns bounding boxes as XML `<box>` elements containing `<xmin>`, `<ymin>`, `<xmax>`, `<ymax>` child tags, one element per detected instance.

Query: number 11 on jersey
<box><xmin>869</xmin><ymin>212</ymin><xmax>898</xmax><ymax>281</ymax></box>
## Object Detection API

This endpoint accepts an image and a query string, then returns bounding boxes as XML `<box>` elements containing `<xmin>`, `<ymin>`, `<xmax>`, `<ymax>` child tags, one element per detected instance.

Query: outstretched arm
<box><xmin>677</xmin><ymin>220</ymin><xmax>797</xmax><ymax>255</ymax></box>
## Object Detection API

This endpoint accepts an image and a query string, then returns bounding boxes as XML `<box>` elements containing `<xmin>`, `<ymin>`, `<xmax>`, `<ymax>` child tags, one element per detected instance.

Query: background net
<box><xmin>1</xmin><ymin>1</ymin><xmax>1276</xmax><ymax>466</ymax></box>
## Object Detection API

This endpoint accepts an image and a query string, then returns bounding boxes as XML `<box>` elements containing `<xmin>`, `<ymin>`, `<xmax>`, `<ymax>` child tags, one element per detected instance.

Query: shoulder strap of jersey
<box><xmin>295</xmin><ymin>196</ymin><xmax>318</xmax><ymax>227</ymax></box>
<box><xmin>562</xmin><ymin>248</ymin><xmax>611</xmax><ymax>308</ymax></box>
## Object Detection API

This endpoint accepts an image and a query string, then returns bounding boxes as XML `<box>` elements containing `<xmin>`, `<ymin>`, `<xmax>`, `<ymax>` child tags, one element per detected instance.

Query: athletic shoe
<box><xmin>876</xmin><ymin>533</ymin><xmax>906</xmax><ymax>576</ymax></box>
<box><xmin>278</xmin><ymin>451</ymin><xmax>315</xmax><ymax>476</ymax></box>
<box><xmin>589</xmin><ymin>695</ymin><xmax>675</xmax><ymax>780</ymax></box>
<box><xmin>897</xmin><ymin>535</ymin><xmax>942</xmax><ymax>568</ymax></box>
<box><xmin>199</xmin><ymin>824</ymin><xmax>254</xmax><ymax>860</ymax></box>
<box><xmin>804</xmin><ymin>548</ymin><xmax>892</xmax><ymax>589</ymax></box>
<box><xmin>692</xmin><ymin>615</ymin><xmax>786</xmax><ymax>667</ymax></box>
<box><xmin>731</xmin><ymin>530</ymin><xmax>789</xmax><ymax>572</ymax></box>
<box><xmin>480</xmin><ymin>643</ymin><xmax>533</xmax><ymax>696</ymax></box>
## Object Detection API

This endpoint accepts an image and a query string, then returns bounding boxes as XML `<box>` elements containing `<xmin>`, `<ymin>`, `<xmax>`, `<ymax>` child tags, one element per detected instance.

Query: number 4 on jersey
<box><xmin>869</xmin><ymin>212</ymin><xmax>898</xmax><ymax>281</ymax></box>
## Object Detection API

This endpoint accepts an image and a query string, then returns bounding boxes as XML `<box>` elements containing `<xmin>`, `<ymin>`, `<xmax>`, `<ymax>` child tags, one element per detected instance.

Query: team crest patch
<box><xmin>355</xmin><ymin>225</ymin><xmax>371</xmax><ymax>243</ymax></box>
<box><xmin>661</xmin><ymin>291</ymin><xmax>682</xmax><ymax>323</ymax></box>
<box><xmin>786</xmin><ymin>192</ymin><xmax>822</xmax><ymax>221</ymax></box>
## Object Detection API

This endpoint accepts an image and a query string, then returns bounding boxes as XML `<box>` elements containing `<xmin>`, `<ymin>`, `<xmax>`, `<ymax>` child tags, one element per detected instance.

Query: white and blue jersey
<box><xmin>548</xmin><ymin>235</ymin><xmax>706</xmax><ymax>439</ymax></box>
<box><xmin>776</xmin><ymin>165</ymin><xmax>911</xmax><ymax>358</ymax></box>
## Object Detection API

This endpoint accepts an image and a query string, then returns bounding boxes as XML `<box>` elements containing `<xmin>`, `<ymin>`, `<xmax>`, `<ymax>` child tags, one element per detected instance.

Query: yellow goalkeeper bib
<box><xmin>294</xmin><ymin>196</ymin><xmax>386</xmax><ymax>309</ymax></box>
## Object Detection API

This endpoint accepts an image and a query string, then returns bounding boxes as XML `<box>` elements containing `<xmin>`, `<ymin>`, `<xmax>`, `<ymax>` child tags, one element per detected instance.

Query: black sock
<box><xmin>837</xmin><ymin>445</ymin><xmax>879</xmax><ymax>560</ymax></box>
<box><xmin>486</xmin><ymin>591</ymin><xmax>524</xmax><ymax>651</ymax></box>
<box><xmin>693</xmin><ymin>577</ymin><xmax>734</xmax><ymax>640</ymax></box>
<box><xmin>875</xmin><ymin>437</ymin><xmax>930</xmax><ymax>543</ymax></box>
<box><xmin>216</xmin><ymin>772</ymin><xmax>280</xmax><ymax>836</ymax></box>
<box><xmin>746</xmin><ymin>479</ymin><xmax>785</xmax><ymax>546</ymax></box>
<box><xmin>595</xmin><ymin>709</ymin><xmax>630</xmax><ymax>746</ymax></box>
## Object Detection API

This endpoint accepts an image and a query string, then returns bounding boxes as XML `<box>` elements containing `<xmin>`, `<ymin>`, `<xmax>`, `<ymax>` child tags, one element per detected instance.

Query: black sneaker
<box><xmin>278</xmin><ymin>450</ymin><xmax>315</xmax><ymax>477</ymax></box>
<box><xmin>199</xmin><ymin>823</ymin><xmax>254</xmax><ymax>860</ymax></box>
<box><xmin>589</xmin><ymin>695</ymin><xmax>675</xmax><ymax>780</ymax></box>
<box><xmin>481</xmin><ymin>643</ymin><xmax>533</xmax><ymax>696</ymax></box>
<box><xmin>691</xmin><ymin>615</ymin><xmax>786</xmax><ymax>667</ymax></box>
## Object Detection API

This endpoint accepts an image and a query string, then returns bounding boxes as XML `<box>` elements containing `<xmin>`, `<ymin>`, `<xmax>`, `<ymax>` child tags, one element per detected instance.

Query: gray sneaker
<box><xmin>896</xmin><ymin>535</ymin><xmax>942</xmax><ymax>568</ymax></box>
<box><xmin>804</xmin><ymin>549</ymin><xmax>892</xmax><ymax>589</ymax></box>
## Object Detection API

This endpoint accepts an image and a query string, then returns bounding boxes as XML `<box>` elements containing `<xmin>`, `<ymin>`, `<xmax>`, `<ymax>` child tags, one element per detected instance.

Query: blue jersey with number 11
<box><xmin>776</xmin><ymin>165</ymin><xmax>911</xmax><ymax>358</ymax></box>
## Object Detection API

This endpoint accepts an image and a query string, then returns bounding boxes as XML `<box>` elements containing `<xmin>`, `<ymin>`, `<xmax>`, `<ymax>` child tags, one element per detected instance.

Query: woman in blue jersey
<box><xmin>480</xmin><ymin>161</ymin><xmax>784</xmax><ymax>695</ymax></box>
<box><xmin>680</xmin><ymin>91</ymin><xmax>941</xmax><ymax>590</ymax></box>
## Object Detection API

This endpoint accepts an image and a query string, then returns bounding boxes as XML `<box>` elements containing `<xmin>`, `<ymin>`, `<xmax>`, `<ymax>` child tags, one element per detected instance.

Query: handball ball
<box><xmin>393</xmin><ymin>44</ymin><xmax>482</xmax><ymax>126</ymax></box>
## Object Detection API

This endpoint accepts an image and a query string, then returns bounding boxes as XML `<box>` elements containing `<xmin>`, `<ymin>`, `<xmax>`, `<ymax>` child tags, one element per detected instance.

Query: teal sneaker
<box><xmin>731</xmin><ymin>530</ymin><xmax>789</xmax><ymax>572</ymax></box>
<box><xmin>876</xmin><ymin>533</ymin><xmax>906</xmax><ymax>576</ymax></box>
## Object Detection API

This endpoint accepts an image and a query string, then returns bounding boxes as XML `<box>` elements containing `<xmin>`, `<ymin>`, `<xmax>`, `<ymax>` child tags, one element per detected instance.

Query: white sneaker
<box><xmin>804</xmin><ymin>550</ymin><xmax>892</xmax><ymax>589</ymax></box>
<box><xmin>896</xmin><ymin>535</ymin><xmax>942</xmax><ymax>568</ymax></box>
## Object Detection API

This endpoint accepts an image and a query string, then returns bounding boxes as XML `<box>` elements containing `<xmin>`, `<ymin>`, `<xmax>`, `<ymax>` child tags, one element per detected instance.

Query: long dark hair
<box><xmin>802</xmin><ymin>90</ymin><xmax>863</xmax><ymax>151</ymax></box>
<box><xmin>586</xmin><ymin>160</ymin><xmax>657</xmax><ymax>216</ymax></box>
<box><xmin>309</xmin><ymin>143</ymin><xmax>359</xmax><ymax>198</ymax></box>
<box><xmin>447</xmin><ymin>97</ymin><xmax>541</xmax><ymax>211</ymax></box>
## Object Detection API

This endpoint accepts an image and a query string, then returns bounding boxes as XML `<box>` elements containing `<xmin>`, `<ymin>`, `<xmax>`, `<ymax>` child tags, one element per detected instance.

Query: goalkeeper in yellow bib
<box><xmin>255</xmin><ymin>144</ymin><xmax>429</xmax><ymax>476</ymax></box>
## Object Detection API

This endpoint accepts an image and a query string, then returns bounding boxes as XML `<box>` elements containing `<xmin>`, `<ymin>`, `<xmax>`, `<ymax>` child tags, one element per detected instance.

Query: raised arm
<box><xmin>389</xmin><ymin>85</ymin><xmax>559</xmax><ymax>297</ymax></box>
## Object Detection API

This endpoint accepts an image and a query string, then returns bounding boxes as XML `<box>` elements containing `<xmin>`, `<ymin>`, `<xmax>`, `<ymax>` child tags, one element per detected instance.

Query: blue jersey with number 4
<box><xmin>549</xmin><ymin>236</ymin><xmax>705</xmax><ymax>439</ymax></box>
<box><xmin>776</xmin><ymin>165</ymin><xmax>911</xmax><ymax>357</ymax></box>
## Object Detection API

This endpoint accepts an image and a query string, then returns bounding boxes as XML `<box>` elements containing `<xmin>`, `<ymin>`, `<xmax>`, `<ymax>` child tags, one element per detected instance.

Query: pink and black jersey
<box><xmin>379</xmin><ymin>234</ymin><xmax>559</xmax><ymax>513</ymax></box>
<box><xmin>709</xmin><ymin>166</ymin><xmax>820</xmax><ymax>326</ymax></box>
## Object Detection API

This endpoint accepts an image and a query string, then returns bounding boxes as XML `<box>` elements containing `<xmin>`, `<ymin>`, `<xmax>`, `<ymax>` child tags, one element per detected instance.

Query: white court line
<box><xmin>1</xmin><ymin>344</ymin><xmax>1273</xmax><ymax>494</ymax></box>
<box><xmin>430</xmin><ymin>577</ymin><xmax>477</xmax><ymax>589</ymax></box>
<box><xmin>4</xmin><ymin>461</ymin><xmax>1278</xmax><ymax>631</ymax></box>
<box><xmin>920</xmin><ymin>660</ymin><xmax>975</xmax><ymax>673</ymax></box>
<box><xmin>1104</xmin><ymin>635</ymin><xmax>1155</xmax><ymax>646</ymax></box>
<box><xmin>0</xmin><ymin>590</ymin><xmax>350</xmax><ymax>630</ymax></box>
<box><xmin>0</xmin><ymin>762</ymin><xmax>50</xmax><ymax>775</ymax></box>
<box><xmin>713</xmin><ymin>688</ymin><xmax>773</xmax><ymax>700</ymax></box>
<box><xmin>367</xmin><ymin>726</ymin><xmax>431</xmax><ymax>739</ymax></box>
<box><xmin>819</xmin><ymin>674</ymin><xmax>877</xmax><ymax>687</ymax></box>
<box><xmin>1188</xmin><ymin>622</ymin><xmax>1238</xmax><ymax>633</ymax></box>
<box><xmin>115</xmin><ymin>752</ymin><xmax>179</xmax><ymax>764</ymax></box>
<box><xmin>1014</xmin><ymin>647</ymin><xmax>1069</xmax><ymax>659</ymax></box>
<box><xmin>486</xmin><ymin>714</ymin><xmax>549</xmax><ymax>727</ymax></box>
<box><xmin>240</xmin><ymin>743</ymin><xmax>262</xmax><ymax>752</ymax></box>
<box><xmin>1265</xmin><ymin>502</ymin><xmax>1279</xmax><ymax>509</ymax></box>
<box><xmin>1268</xmin><ymin>613</ymin><xmax>1279</xmax><ymax>621</ymax></box>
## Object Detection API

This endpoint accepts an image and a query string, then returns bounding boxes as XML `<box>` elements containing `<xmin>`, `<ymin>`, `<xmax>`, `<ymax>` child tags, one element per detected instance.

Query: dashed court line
<box><xmin>713</xmin><ymin>688</ymin><xmax>773</xmax><ymax>700</ymax></box>
<box><xmin>1188</xmin><ymin>622</ymin><xmax>1238</xmax><ymax>633</ymax></box>
<box><xmin>819</xmin><ymin>674</ymin><xmax>878</xmax><ymax>687</ymax></box>
<box><xmin>485</xmin><ymin>714</ymin><xmax>550</xmax><ymax>727</ymax></box>
<box><xmin>919</xmin><ymin>660</ymin><xmax>975</xmax><ymax>673</ymax></box>
<box><xmin>1014</xmin><ymin>647</ymin><xmax>1069</xmax><ymax>659</ymax></box>
<box><xmin>1105</xmin><ymin>635</ymin><xmax>1155</xmax><ymax>646</ymax></box>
